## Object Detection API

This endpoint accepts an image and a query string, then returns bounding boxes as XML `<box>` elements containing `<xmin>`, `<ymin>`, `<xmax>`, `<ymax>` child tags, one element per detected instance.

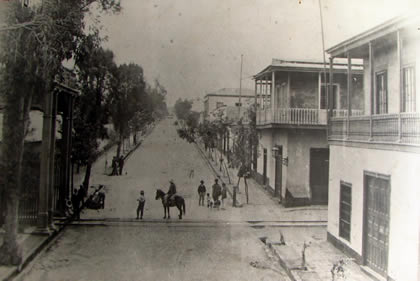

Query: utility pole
<box><xmin>238</xmin><ymin>54</ymin><xmax>243</xmax><ymax>119</ymax></box>
<box><xmin>318</xmin><ymin>0</ymin><xmax>330</xmax><ymax>129</ymax></box>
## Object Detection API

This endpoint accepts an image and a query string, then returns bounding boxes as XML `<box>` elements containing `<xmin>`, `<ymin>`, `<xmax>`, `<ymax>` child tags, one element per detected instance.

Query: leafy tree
<box><xmin>174</xmin><ymin>98</ymin><xmax>193</xmax><ymax>122</ymax></box>
<box><xmin>73</xmin><ymin>35</ymin><xmax>116</xmax><ymax>191</ymax></box>
<box><xmin>148</xmin><ymin>79</ymin><xmax>168</xmax><ymax>119</ymax></box>
<box><xmin>108</xmin><ymin>63</ymin><xmax>146</xmax><ymax>157</ymax></box>
<box><xmin>0</xmin><ymin>0</ymin><xmax>120</xmax><ymax>265</ymax></box>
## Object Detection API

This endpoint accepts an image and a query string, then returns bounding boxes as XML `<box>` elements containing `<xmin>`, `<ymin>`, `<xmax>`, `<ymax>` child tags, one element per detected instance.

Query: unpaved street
<box><xmin>17</xmin><ymin>119</ymin><xmax>291</xmax><ymax>281</ymax></box>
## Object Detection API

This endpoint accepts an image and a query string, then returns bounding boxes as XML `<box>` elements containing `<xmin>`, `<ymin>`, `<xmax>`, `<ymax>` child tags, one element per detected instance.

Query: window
<box><xmin>320</xmin><ymin>84</ymin><xmax>339</xmax><ymax>110</ymax></box>
<box><xmin>375</xmin><ymin>71</ymin><xmax>388</xmax><ymax>114</ymax></box>
<box><xmin>216</xmin><ymin>102</ymin><xmax>224</xmax><ymax>109</ymax></box>
<box><xmin>402</xmin><ymin>66</ymin><xmax>416</xmax><ymax>112</ymax></box>
<box><xmin>339</xmin><ymin>182</ymin><xmax>352</xmax><ymax>241</ymax></box>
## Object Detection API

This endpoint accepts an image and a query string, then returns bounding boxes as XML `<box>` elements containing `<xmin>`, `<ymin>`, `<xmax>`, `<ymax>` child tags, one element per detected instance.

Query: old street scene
<box><xmin>0</xmin><ymin>1</ymin><xmax>419</xmax><ymax>281</ymax></box>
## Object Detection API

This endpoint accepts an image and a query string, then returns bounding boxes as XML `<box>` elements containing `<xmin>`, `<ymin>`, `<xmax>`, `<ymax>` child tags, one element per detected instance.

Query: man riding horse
<box><xmin>165</xmin><ymin>179</ymin><xmax>177</xmax><ymax>204</ymax></box>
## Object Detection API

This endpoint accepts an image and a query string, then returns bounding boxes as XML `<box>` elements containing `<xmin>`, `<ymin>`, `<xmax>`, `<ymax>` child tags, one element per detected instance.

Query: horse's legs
<box><xmin>163</xmin><ymin>204</ymin><xmax>166</xmax><ymax>219</ymax></box>
<box><xmin>167</xmin><ymin>206</ymin><xmax>171</xmax><ymax>219</ymax></box>
<box><xmin>178</xmin><ymin>204</ymin><xmax>182</xmax><ymax>219</ymax></box>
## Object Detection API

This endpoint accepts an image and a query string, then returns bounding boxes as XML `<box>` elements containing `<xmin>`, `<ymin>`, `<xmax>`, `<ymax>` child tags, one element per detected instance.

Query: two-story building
<box><xmin>326</xmin><ymin>15</ymin><xmax>420</xmax><ymax>281</ymax></box>
<box><xmin>254</xmin><ymin>59</ymin><xmax>363</xmax><ymax>206</ymax></box>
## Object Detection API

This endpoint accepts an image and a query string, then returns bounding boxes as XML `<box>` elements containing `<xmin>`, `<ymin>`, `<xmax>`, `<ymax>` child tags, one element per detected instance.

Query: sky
<box><xmin>97</xmin><ymin>0</ymin><xmax>418</xmax><ymax>108</ymax></box>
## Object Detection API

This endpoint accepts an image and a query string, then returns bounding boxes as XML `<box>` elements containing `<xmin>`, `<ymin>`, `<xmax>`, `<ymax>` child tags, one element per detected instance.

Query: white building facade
<box><xmin>327</xmin><ymin>15</ymin><xmax>420</xmax><ymax>281</ymax></box>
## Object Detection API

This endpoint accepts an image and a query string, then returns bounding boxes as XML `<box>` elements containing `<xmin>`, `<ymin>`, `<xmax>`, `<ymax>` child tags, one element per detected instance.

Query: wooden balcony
<box><xmin>257</xmin><ymin>108</ymin><xmax>328</xmax><ymax>128</ymax></box>
<box><xmin>329</xmin><ymin>113</ymin><xmax>420</xmax><ymax>145</ymax></box>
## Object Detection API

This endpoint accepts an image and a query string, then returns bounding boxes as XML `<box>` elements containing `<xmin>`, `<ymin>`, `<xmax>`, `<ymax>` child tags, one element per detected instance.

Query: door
<box><xmin>274</xmin><ymin>146</ymin><xmax>283</xmax><ymax>199</ymax></box>
<box><xmin>364</xmin><ymin>173</ymin><xmax>390</xmax><ymax>277</ymax></box>
<box><xmin>263</xmin><ymin>149</ymin><xmax>267</xmax><ymax>185</ymax></box>
<box><xmin>376</xmin><ymin>71</ymin><xmax>388</xmax><ymax>114</ymax></box>
<box><xmin>320</xmin><ymin>84</ymin><xmax>339</xmax><ymax>110</ymax></box>
<box><xmin>309</xmin><ymin>148</ymin><xmax>329</xmax><ymax>204</ymax></box>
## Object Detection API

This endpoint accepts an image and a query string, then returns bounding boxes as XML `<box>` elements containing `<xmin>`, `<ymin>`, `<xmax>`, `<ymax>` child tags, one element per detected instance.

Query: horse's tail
<box><xmin>182</xmin><ymin>199</ymin><xmax>186</xmax><ymax>215</ymax></box>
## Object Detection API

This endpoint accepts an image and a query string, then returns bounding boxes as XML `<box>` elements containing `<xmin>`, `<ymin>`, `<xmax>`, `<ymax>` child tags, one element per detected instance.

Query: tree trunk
<box><xmin>82</xmin><ymin>162</ymin><xmax>92</xmax><ymax>193</ymax></box>
<box><xmin>0</xmin><ymin>95</ymin><xmax>30</xmax><ymax>265</ymax></box>
<box><xmin>116</xmin><ymin>133</ymin><xmax>122</xmax><ymax>158</ymax></box>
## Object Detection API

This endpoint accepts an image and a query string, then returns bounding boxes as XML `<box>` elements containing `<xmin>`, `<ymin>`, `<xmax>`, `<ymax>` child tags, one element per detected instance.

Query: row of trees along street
<box><xmin>0</xmin><ymin>0</ymin><xmax>167</xmax><ymax>265</ymax></box>
<box><xmin>174</xmin><ymin>99</ymin><xmax>259</xmax><ymax>203</ymax></box>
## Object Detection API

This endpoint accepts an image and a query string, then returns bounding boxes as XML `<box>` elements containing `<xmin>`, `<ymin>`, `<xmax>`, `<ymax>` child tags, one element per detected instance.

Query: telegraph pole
<box><xmin>238</xmin><ymin>54</ymin><xmax>243</xmax><ymax>118</ymax></box>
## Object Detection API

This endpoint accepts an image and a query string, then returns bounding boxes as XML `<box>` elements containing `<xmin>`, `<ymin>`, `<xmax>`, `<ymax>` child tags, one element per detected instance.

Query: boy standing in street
<box><xmin>136</xmin><ymin>190</ymin><xmax>146</xmax><ymax>219</ymax></box>
<box><xmin>197</xmin><ymin>180</ymin><xmax>206</xmax><ymax>206</ymax></box>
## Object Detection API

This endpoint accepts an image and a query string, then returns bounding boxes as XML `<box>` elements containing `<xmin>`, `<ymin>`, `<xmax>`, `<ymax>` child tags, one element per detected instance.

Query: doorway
<box><xmin>363</xmin><ymin>172</ymin><xmax>390</xmax><ymax>277</ymax></box>
<box><xmin>263</xmin><ymin>149</ymin><xmax>267</xmax><ymax>185</ymax></box>
<box><xmin>274</xmin><ymin>146</ymin><xmax>283</xmax><ymax>199</ymax></box>
<box><xmin>309</xmin><ymin>148</ymin><xmax>329</xmax><ymax>204</ymax></box>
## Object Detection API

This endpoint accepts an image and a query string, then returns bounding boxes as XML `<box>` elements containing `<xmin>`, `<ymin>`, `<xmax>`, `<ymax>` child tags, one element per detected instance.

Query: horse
<box><xmin>155</xmin><ymin>189</ymin><xmax>186</xmax><ymax>219</ymax></box>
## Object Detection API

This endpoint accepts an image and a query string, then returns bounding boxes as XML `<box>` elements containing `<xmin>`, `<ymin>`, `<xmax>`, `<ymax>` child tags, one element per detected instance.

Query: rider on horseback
<box><xmin>166</xmin><ymin>179</ymin><xmax>177</xmax><ymax>204</ymax></box>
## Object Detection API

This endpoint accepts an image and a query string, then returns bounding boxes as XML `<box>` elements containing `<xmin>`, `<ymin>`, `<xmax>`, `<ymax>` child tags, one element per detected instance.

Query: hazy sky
<box><xmin>98</xmin><ymin>0</ymin><xmax>418</xmax><ymax>107</ymax></box>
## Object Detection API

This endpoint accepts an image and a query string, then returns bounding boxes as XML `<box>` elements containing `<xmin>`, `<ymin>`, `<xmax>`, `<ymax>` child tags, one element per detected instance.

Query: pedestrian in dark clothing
<box><xmin>198</xmin><ymin>180</ymin><xmax>206</xmax><ymax>206</ymax></box>
<box><xmin>221</xmin><ymin>183</ymin><xmax>227</xmax><ymax>209</ymax></box>
<box><xmin>136</xmin><ymin>190</ymin><xmax>146</xmax><ymax>219</ymax></box>
<box><xmin>72</xmin><ymin>189</ymin><xmax>81</xmax><ymax>220</ymax></box>
<box><xmin>212</xmin><ymin>178</ymin><xmax>222</xmax><ymax>204</ymax></box>
<box><xmin>118</xmin><ymin>156</ymin><xmax>124</xmax><ymax>175</ymax></box>
<box><xmin>79</xmin><ymin>184</ymin><xmax>86</xmax><ymax>206</ymax></box>
<box><xmin>111</xmin><ymin>156</ymin><xmax>118</xmax><ymax>176</ymax></box>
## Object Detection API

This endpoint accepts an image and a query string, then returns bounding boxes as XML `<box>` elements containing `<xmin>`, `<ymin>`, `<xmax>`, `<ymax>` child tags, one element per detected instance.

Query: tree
<box><xmin>230</xmin><ymin>105</ymin><xmax>259</xmax><ymax>203</ymax></box>
<box><xmin>73</xmin><ymin>35</ymin><xmax>116</xmax><ymax>191</ymax></box>
<box><xmin>174</xmin><ymin>98</ymin><xmax>193</xmax><ymax>123</ymax></box>
<box><xmin>0</xmin><ymin>0</ymin><xmax>120</xmax><ymax>265</ymax></box>
<box><xmin>108</xmin><ymin>63</ymin><xmax>146</xmax><ymax>157</ymax></box>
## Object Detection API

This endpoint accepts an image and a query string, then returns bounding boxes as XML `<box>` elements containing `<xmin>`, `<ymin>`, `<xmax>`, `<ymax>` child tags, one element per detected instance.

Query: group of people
<box><xmin>110</xmin><ymin>155</ymin><xmax>125</xmax><ymax>176</ymax></box>
<box><xmin>197</xmin><ymin>178</ymin><xmax>227</xmax><ymax>210</ymax></box>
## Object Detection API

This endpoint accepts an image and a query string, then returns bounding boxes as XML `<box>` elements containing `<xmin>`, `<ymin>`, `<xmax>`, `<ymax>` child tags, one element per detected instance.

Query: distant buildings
<box><xmin>203</xmin><ymin>88</ymin><xmax>255</xmax><ymax>121</ymax></box>
<box><xmin>326</xmin><ymin>14</ymin><xmax>420</xmax><ymax>280</ymax></box>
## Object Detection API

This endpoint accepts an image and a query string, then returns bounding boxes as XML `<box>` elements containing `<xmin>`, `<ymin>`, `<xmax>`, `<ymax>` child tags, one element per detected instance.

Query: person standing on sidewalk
<box><xmin>221</xmin><ymin>183</ymin><xmax>227</xmax><ymax>209</ymax></box>
<box><xmin>72</xmin><ymin>189</ymin><xmax>81</xmax><ymax>220</ymax></box>
<box><xmin>212</xmin><ymin>178</ymin><xmax>222</xmax><ymax>209</ymax></box>
<box><xmin>119</xmin><ymin>155</ymin><xmax>125</xmax><ymax>175</ymax></box>
<box><xmin>136</xmin><ymin>190</ymin><xmax>146</xmax><ymax>219</ymax></box>
<box><xmin>197</xmin><ymin>180</ymin><xmax>206</xmax><ymax>206</ymax></box>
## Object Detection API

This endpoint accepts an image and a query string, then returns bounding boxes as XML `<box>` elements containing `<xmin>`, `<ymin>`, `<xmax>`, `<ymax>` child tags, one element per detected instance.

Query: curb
<box><xmin>266</xmin><ymin>242</ymin><xmax>299</xmax><ymax>281</ymax></box>
<box><xmin>194</xmin><ymin>142</ymin><xmax>242</xmax><ymax>206</ymax></box>
<box><xmin>1</xmin><ymin>226</ymin><xmax>64</xmax><ymax>281</ymax></box>
<box><xmin>123</xmin><ymin>124</ymin><xmax>156</xmax><ymax>162</ymax></box>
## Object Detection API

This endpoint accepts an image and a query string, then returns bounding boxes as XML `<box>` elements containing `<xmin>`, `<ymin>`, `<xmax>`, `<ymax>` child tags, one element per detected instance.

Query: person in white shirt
<box><xmin>136</xmin><ymin>190</ymin><xmax>146</xmax><ymax>219</ymax></box>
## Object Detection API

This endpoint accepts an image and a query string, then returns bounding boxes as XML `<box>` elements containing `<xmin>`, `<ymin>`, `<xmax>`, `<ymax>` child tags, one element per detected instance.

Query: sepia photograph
<box><xmin>0</xmin><ymin>0</ymin><xmax>419</xmax><ymax>280</ymax></box>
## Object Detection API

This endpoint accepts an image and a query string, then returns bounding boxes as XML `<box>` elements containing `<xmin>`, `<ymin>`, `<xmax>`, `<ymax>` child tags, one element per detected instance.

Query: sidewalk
<box><xmin>0</xmin><ymin>125</ymin><xmax>156</xmax><ymax>281</ymax></box>
<box><xmin>196</xmin><ymin>143</ymin><xmax>374</xmax><ymax>281</ymax></box>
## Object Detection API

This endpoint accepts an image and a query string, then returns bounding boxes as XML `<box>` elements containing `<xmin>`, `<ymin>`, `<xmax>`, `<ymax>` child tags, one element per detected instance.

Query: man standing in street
<box><xmin>136</xmin><ymin>190</ymin><xmax>146</xmax><ymax>219</ymax></box>
<box><xmin>197</xmin><ymin>180</ymin><xmax>206</xmax><ymax>206</ymax></box>
<box><xmin>212</xmin><ymin>178</ymin><xmax>222</xmax><ymax>205</ymax></box>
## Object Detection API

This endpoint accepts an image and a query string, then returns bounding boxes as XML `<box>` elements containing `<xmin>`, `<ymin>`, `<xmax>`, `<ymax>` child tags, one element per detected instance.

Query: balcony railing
<box><xmin>329</xmin><ymin>112</ymin><xmax>420</xmax><ymax>145</ymax></box>
<box><xmin>257</xmin><ymin>108</ymin><xmax>327</xmax><ymax>126</ymax></box>
<box><xmin>332</xmin><ymin>109</ymin><xmax>364</xmax><ymax>117</ymax></box>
